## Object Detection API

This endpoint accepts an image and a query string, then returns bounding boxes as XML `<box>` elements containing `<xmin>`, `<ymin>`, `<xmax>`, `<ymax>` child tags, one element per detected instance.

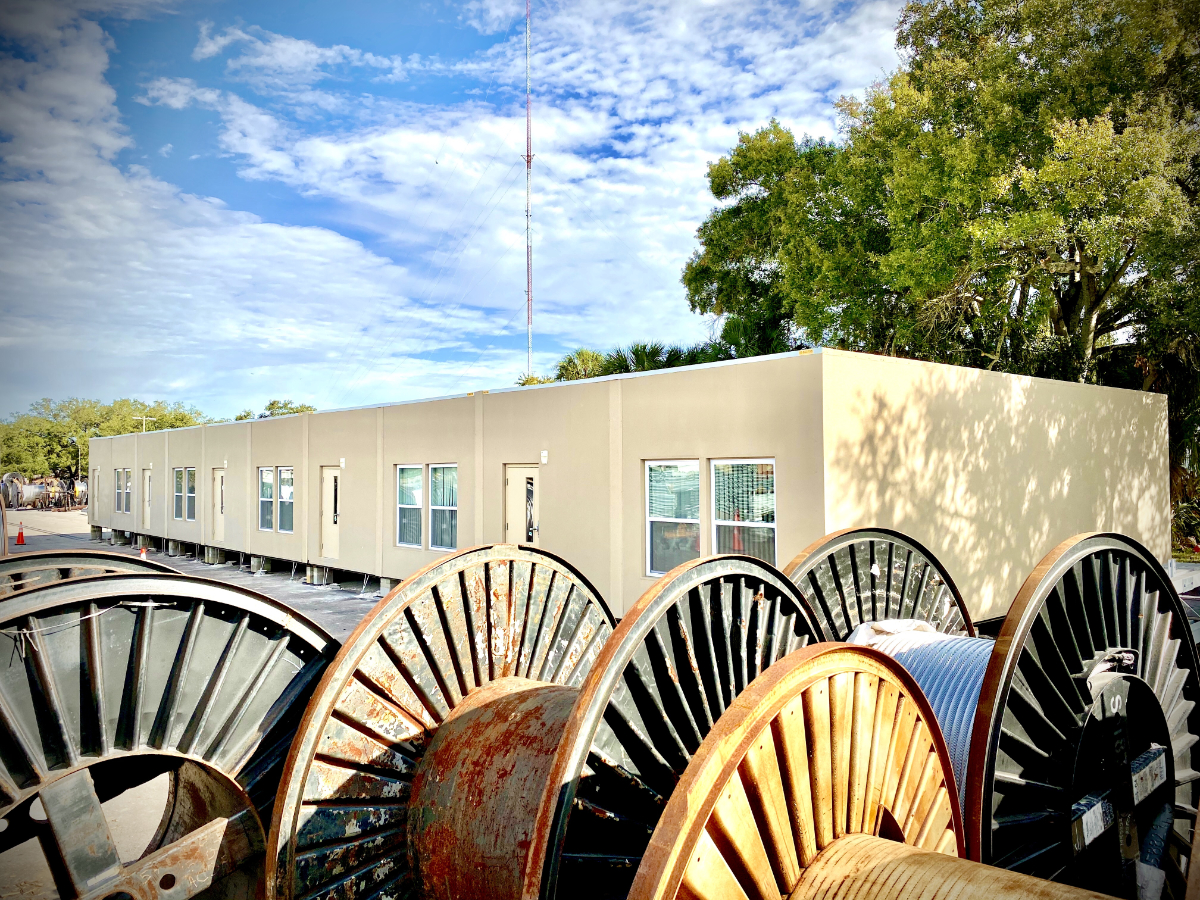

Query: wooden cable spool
<box><xmin>0</xmin><ymin>548</ymin><xmax>179</xmax><ymax>596</ymax></box>
<box><xmin>405</xmin><ymin>554</ymin><xmax>828</xmax><ymax>900</ymax></box>
<box><xmin>781</xmin><ymin>528</ymin><xmax>973</xmax><ymax>640</ymax></box>
<box><xmin>0</xmin><ymin>573</ymin><xmax>336</xmax><ymax>900</ymax></box>
<box><xmin>266</xmin><ymin>544</ymin><xmax>616</xmax><ymax>900</ymax></box>
<box><xmin>834</xmin><ymin>532</ymin><xmax>1198</xmax><ymax>898</ymax></box>
<box><xmin>628</xmin><ymin>643</ymin><xmax>1113</xmax><ymax>900</ymax></box>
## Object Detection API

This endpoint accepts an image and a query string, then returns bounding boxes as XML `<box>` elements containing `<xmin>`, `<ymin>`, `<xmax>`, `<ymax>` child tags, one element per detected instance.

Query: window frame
<box><xmin>185</xmin><ymin>467</ymin><xmax>197</xmax><ymax>521</ymax></box>
<box><xmin>644</xmin><ymin>459</ymin><xmax>702</xmax><ymax>576</ymax></box>
<box><xmin>395</xmin><ymin>464</ymin><xmax>424</xmax><ymax>548</ymax></box>
<box><xmin>259</xmin><ymin>466</ymin><xmax>275</xmax><ymax>531</ymax></box>
<box><xmin>429</xmin><ymin>463</ymin><xmax>458</xmax><ymax>551</ymax></box>
<box><xmin>114</xmin><ymin>469</ymin><xmax>123</xmax><ymax>513</ymax></box>
<box><xmin>278</xmin><ymin>466</ymin><xmax>294</xmax><ymax>534</ymax></box>
<box><xmin>710</xmin><ymin>457</ymin><xmax>778</xmax><ymax>565</ymax></box>
<box><xmin>124</xmin><ymin>468</ymin><xmax>132</xmax><ymax>514</ymax></box>
<box><xmin>173</xmin><ymin>468</ymin><xmax>184</xmax><ymax>520</ymax></box>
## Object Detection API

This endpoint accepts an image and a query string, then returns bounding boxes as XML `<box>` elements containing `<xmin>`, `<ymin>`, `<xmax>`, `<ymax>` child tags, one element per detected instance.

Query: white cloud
<box><xmin>462</xmin><ymin>0</ymin><xmax>523</xmax><ymax>34</ymax></box>
<box><xmin>192</xmin><ymin>19</ymin><xmax>246</xmax><ymax>60</ymax></box>
<box><xmin>2</xmin><ymin>0</ymin><xmax>904</xmax><ymax>417</ymax></box>
<box><xmin>0</xmin><ymin>3</ymin><xmax>527</xmax><ymax>417</ymax></box>
<box><xmin>134</xmin><ymin>0</ymin><xmax>903</xmax><ymax>381</ymax></box>
<box><xmin>158</xmin><ymin>141</ymin><xmax>172</xmax><ymax>155</ymax></box>
<box><xmin>192</xmin><ymin>20</ymin><xmax>406</xmax><ymax>94</ymax></box>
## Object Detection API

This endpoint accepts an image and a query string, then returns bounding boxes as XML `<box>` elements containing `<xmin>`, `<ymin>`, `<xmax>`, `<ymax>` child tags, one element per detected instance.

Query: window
<box><xmin>174</xmin><ymin>468</ymin><xmax>184</xmax><ymax>519</ymax></box>
<box><xmin>278</xmin><ymin>467</ymin><xmax>294</xmax><ymax>533</ymax></box>
<box><xmin>397</xmin><ymin>466</ymin><xmax>423</xmax><ymax>547</ymax></box>
<box><xmin>114</xmin><ymin>469</ymin><xmax>124</xmax><ymax>513</ymax></box>
<box><xmin>185</xmin><ymin>467</ymin><xmax>196</xmax><ymax>521</ymax></box>
<box><xmin>429</xmin><ymin>465</ymin><xmax>458</xmax><ymax>550</ymax></box>
<box><xmin>124</xmin><ymin>469</ymin><xmax>132</xmax><ymax>513</ymax></box>
<box><xmin>259</xmin><ymin>467</ymin><xmax>274</xmax><ymax>530</ymax></box>
<box><xmin>646</xmin><ymin>461</ymin><xmax>701</xmax><ymax>575</ymax></box>
<box><xmin>712</xmin><ymin>459</ymin><xmax>776</xmax><ymax>565</ymax></box>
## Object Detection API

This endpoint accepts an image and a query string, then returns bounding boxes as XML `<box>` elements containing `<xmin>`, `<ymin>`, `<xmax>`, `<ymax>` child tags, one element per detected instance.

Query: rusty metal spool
<box><xmin>266</xmin><ymin>544</ymin><xmax>616</xmax><ymax>900</ymax></box>
<box><xmin>0</xmin><ymin>549</ymin><xmax>180</xmax><ymax>597</ymax></box>
<box><xmin>782</xmin><ymin>528</ymin><xmax>973</xmax><ymax>639</ymax></box>
<box><xmin>406</xmin><ymin>554</ymin><xmax>826</xmax><ymax>900</ymax></box>
<box><xmin>0</xmin><ymin>572</ymin><xmax>336</xmax><ymax>900</ymax></box>
<box><xmin>626</xmin><ymin>645</ymin><xmax>1111</xmax><ymax>900</ymax></box>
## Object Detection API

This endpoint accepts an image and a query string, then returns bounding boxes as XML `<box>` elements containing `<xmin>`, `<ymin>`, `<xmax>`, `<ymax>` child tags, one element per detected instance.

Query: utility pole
<box><xmin>524</xmin><ymin>0</ymin><xmax>533</xmax><ymax>377</ymax></box>
<box><xmin>133</xmin><ymin>416</ymin><xmax>156</xmax><ymax>433</ymax></box>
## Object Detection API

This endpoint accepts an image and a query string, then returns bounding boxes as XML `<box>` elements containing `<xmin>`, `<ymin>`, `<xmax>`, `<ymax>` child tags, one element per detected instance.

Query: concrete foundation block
<box><xmin>379</xmin><ymin>577</ymin><xmax>395</xmax><ymax>595</ymax></box>
<box><xmin>112</xmin><ymin>531</ymin><xmax>130</xmax><ymax>546</ymax></box>
<box><xmin>167</xmin><ymin>540</ymin><xmax>182</xmax><ymax>557</ymax></box>
<box><xmin>203</xmin><ymin>546</ymin><xmax>226</xmax><ymax>565</ymax></box>
<box><xmin>90</xmin><ymin>525</ymin><xmax>104</xmax><ymax>542</ymax></box>
<box><xmin>250</xmin><ymin>556</ymin><xmax>270</xmax><ymax>575</ymax></box>
<box><xmin>137</xmin><ymin>535</ymin><xmax>154</xmax><ymax>550</ymax></box>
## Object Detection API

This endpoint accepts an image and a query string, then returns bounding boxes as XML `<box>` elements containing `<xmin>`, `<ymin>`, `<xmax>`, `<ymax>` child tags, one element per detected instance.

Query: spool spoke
<box><xmin>629</xmin><ymin>645</ymin><xmax>962</xmax><ymax>900</ymax></box>
<box><xmin>782</xmin><ymin>529</ymin><xmax>972</xmax><ymax>641</ymax></box>
<box><xmin>0</xmin><ymin>550</ymin><xmax>178</xmax><ymax>598</ymax></box>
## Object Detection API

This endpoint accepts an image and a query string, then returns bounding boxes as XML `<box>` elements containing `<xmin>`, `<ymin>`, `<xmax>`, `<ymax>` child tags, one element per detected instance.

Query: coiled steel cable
<box><xmin>857</xmin><ymin>629</ymin><xmax>993</xmax><ymax>810</ymax></box>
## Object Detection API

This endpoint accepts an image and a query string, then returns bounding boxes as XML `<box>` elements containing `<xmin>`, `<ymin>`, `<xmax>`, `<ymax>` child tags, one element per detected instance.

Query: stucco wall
<box><xmin>819</xmin><ymin>350</ymin><xmax>1170</xmax><ymax>620</ymax></box>
<box><xmin>615</xmin><ymin>351</ymin><xmax>826</xmax><ymax>613</ymax></box>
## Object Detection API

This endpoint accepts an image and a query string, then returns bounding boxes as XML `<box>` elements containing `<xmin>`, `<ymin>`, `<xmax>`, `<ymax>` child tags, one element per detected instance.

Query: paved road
<box><xmin>5</xmin><ymin>508</ymin><xmax>383</xmax><ymax>641</ymax></box>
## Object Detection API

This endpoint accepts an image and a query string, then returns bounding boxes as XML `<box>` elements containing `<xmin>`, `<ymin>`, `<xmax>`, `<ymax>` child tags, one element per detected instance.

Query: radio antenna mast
<box><xmin>523</xmin><ymin>0</ymin><xmax>533</xmax><ymax>376</ymax></box>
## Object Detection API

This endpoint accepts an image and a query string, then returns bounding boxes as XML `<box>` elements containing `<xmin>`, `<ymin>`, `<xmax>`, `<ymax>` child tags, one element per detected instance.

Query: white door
<box><xmin>505</xmin><ymin>465</ymin><xmax>539</xmax><ymax>546</ymax></box>
<box><xmin>212</xmin><ymin>468</ymin><xmax>225</xmax><ymax>542</ymax></box>
<box><xmin>142</xmin><ymin>469</ymin><xmax>152</xmax><ymax>525</ymax></box>
<box><xmin>321</xmin><ymin>466</ymin><xmax>340</xmax><ymax>559</ymax></box>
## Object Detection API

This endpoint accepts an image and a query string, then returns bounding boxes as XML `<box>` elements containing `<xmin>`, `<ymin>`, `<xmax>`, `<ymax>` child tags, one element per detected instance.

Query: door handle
<box><xmin>333</xmin><ymin>513</ymin><xmax>338</xmax><ymax>524</ymax></box>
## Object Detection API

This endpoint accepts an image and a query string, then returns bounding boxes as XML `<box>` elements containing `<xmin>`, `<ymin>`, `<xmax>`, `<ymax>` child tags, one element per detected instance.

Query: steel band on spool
<box><xmin>869</xmin><ymin>633</ymin><xmax>993</xmax><ymax>810</ymax></box>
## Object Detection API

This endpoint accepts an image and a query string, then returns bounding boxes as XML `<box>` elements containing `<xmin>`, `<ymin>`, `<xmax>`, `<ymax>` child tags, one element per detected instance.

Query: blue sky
<box><xmin>0</xmin><ymin>0</ymin><xmax>903</xmax><ymax>419</ymax></box>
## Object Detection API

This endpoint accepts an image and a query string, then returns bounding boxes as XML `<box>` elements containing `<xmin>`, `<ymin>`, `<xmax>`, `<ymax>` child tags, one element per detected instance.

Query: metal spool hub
<box><xmin>629</xmin><ymin>644</ymin><xmax>1112</xmax><ymax>900</ymax></box>
<box><xmin>962</xmin><ymin>533</ymin><xmax>1200</xmax><ymax>896</ymax></box>
<box><xmin>782</xmin><ymin>528</ymin><xmax>972</xmax><ymax>640</ymax></box>
<box><xmin>266</xmin><ymin>544</ymin><xmax>616</xmax><ymax>900</ymax></box>
<box><xmin>0</xmin><ymin>574</ymin><xmax>335</xmax><ymax>900</ymax></box>
<box><xmin>0</xmin><ymin>550</ymin><xmax>179</xmax><ymax>596</ymax></box>
<box><xmin>407</xmin><ymin>554</ymin><xmax>825</xmax><ymax>900</ymax></box>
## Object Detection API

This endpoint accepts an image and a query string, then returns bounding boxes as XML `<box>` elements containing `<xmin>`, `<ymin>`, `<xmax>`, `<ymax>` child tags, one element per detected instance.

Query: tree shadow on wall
<box><xmin>824</xmin><ymin>365</ymin><xmax>1168</xmax><ymax>621</ymax></box>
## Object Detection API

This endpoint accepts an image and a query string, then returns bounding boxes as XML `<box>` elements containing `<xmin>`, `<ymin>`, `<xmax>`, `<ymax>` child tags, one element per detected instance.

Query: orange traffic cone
<box><xmin>15</xmin><ymin>522</ymin><xmax>25</xmax><ymax>546</ymax></box>
<box><xmin>139</xmin><ymin>546</ymin><xmax>147</xmax><ymax>560</ymax></box>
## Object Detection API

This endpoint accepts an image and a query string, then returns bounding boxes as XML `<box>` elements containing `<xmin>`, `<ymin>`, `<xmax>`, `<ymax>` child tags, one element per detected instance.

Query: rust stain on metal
<box><xmin>407</xmin><ymin>678</ymin><xmax>578</xmax><ymax>900</ymax></box>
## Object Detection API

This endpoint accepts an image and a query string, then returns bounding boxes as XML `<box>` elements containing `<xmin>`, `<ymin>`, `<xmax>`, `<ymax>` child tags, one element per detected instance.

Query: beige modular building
<box><xmin>87</xmin><ymin>348</ymin><xmax>1169</xmax><ymax>621</ymax></box>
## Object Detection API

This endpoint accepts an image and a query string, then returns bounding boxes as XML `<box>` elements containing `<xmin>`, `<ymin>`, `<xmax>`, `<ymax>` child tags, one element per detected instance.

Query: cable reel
<box><xmin>812</xmin><ymin>532</ymin><xmax>1198</xmax><ymax>897</ymax></box>
<box><xmin>0</xmin><ymin>573</ymin><xmax>336</xmax><ymax>900</ymax></box>
<box><xmin>629</xmin><ymin>643</ymin><xmax>1116</xmax><ymax>900</ymax></box>
<box><xmin>782</xmin><ymin>528</ymin><xmax>972</xmax><ymax>640</ymax></box>
<box><xmin>0</xmin><ymin>549</ymin><xmax>179</xmax><ymax>597</ymax></box>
